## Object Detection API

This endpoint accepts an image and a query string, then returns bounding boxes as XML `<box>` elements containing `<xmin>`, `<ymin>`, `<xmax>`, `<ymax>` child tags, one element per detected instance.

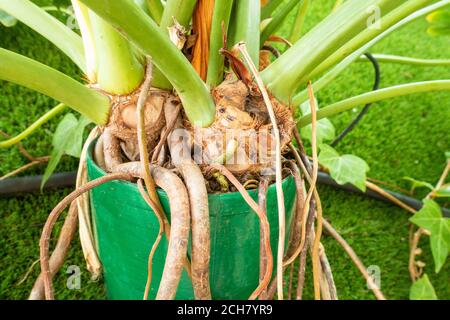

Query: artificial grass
<box><xmin>0</xmin><ymin>0</ymin><xmax>449</xmax><ymax>300</ymax></box>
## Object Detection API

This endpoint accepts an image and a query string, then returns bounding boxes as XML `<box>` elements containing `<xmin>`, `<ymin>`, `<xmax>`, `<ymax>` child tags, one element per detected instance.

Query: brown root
<box><xmin>165</xmin><ymin>99</ymin><xmax>211</xmax><ymax>300</ymax></box>
<box><xmin>113</xmin><ymin>162</ymin><xmax>191</xmax><ymax>300</ymax></box>
<box><xmin>39</xmin><ymin>173</ymin><xmax>133</xmax><ymax>300</ymax></box>
<box><xmin>29</xmin><ymin>202</ymin><xmax>78</xmax><ymax>300</ymax></box>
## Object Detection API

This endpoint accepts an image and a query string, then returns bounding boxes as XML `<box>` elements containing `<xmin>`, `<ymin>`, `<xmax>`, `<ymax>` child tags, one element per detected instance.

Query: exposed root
<box><xmin>40</xmin><ymin>173</ymin><xmax>133</xmax><ymax>300</ymax></box>
<box><xmin>29</xmin><ymin>202</ymin><xmax>78</xmax><ymax>300</ymax></box>
<box><xmin>76</xmin><ymin>128</ymin><xmax>102</xmax><ymax>279</ymax></box>
<box><xmin>0</xmin><ymin>157</ymin><xmax>49</xmax><ymax>181</ymax></box>
<box><xmin>103</xmin><ymin>127</ymin><xmax>123</xmax><ymax>172</ymax></box>
<box><xmin>323</xmin><ymin>219</ymin><xmax>386</xmax><ymax>300</ymax></box>
<box><xmin>210</xmin><ymin>164</ymin><xmax>272</xmax><ymax>300</ymax></box>
<box><xmin>113</xmin><ymin>162</ymin><xmax>191</xmax><ymax>300</ymax></box>
<box><xmin>238</xmin><ymin>42</ymin><xmax>286</xmax><ymax>300</ymax></box>
<box><xmin>258</xmin><ymin>178</ymin><xmax>269</xmax><ymax>299</ymax></box>
<box><xmin>165</xmin><ymin>99</ymin><xmax>211</xmax><ymax>300</ymax></box>
<box><xmin>137</xmin><ymin>179</ymin><xmax>164</xmax><ymax>300</ymax></box>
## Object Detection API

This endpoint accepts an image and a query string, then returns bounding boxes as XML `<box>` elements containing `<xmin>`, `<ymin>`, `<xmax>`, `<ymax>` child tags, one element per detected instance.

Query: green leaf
<box><xmin>65</xmin><ymin>116</ymin><xmax>92</xmax><ymax>158</ymax></box>
<box><xmin>410</xmin><ymin>274</ymin><xmax>438</xmax><ymax>300</ymax></box>
<box><xmin>0</xmin><ymin>9</ymin><xmax>17</xmax><ymax>27</ymax></box>
<box><xmin>434</xmin><ymin>183</ymin><xmax>450</xmax><ymax>198</ymax></box>
<box><xmin>318</xmin><ymin>144</ymin><xmax>369</xmax><ymax>192</ymax></box>
<box><xmin>402</xmin><ymin>177</ymin><xmax>434</xmax><ymax>194</ymax></box>
<box><xmin>445</xmin><ymin>151</ymin><xmax>450</xmax><ymax>160</ymax></box>
<box><xmin>300</xmin><ymin>98</ymin><xmax>335</xmax><ymax>144</ymax></box>
<box><xmin>42</xmin><ymin>114</ymin><xmax>90</xmax><ymax>189</ymax></box>
<box><xmin>410</xmin><ymin>199</ymin><xmax>450</xmax><ymax>272</ymax></box>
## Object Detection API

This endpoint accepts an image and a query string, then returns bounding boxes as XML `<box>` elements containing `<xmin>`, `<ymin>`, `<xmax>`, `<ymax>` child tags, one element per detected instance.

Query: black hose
<box><xmin>331</xmin><ymin>52</ymin><xmax>381</xmax><ymax>147</ymax></box>
<box><xmin>1</xmin><ymin>170</ymin><xmax>448</xmax><ymax>217</ymax></box>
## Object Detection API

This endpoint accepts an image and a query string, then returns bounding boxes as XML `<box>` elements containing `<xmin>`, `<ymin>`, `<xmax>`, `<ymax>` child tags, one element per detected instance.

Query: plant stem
<box><xmin>292</xmin><ymin>0</ymin><xmax>450</xmax><ymax>106</ymax></box>
<box><xmin>146</xmin><ymin>0</ymin><xmax>164</xmax><ymax>24</ymax></box>
<box><xmin>0</xmin><ymin>0</ymin><xmax>86</xmax><ymax>73</ymax></box>
<box><xmin>261</xmin><ymin>0</ymin><xmax>403</xmax><ymax>103</ymax></box>
<box><xmin>0</xmin><ymin>49</ymin><xmax>110</xmax><ymax>125</ymax></box>
<box><xmin>72</xmin><ymin>0</ymin><xmax>97</xmax><ymax>82</ymax></box>
<box><xmin>359</xmin><ymin>54</ymin><xmax>450</xmax><ymax>66</ymax></box>
<box><xmin>261</xmin><ymin>0</ymin><xmax>284</xmax><ymax>20</ymax></box>
<box><xmin>288</xmin><ymin>0</ymin><xmax>310</xmax><ymax>44</ymax></box>
<box><xmin>229</xmin><ymin>0</ymin><xmax>261</xmax><ymax>67</ymax></box>
<box><xmin>308</xmin><ymin>0</ymin><xmax>436</xmax><ymax>80</ymax></box>
<box><xmin>0</xmin><ymin>104</ymin><xmax>66</xmax><ymax>148</ymax></box>
<box><xmin>80</xmin><ymin>0</ymin><xmax>216</xmax><ymax>127</ymax></box>
<box><xmin>298</xmin><ymin>80</ymin><xmax>450</xmax><ymax>127</ymax></box>
<box><xmin>260</xmin><ymin>0</ymin><xmax>298</xmax><ymax>45</ymax></box>
<box><xmin>89</xmin><ymin>11</ymin><xmax>145</xmax><ymax>94</ymax></box>
<box><xmin>160</xmin><ymin>0</ymin><xmax>197</xmax><ymax>31</ymax></box>
<box><xmin>238</xmin><ymin>43</ymin><xmax>285</xmax><ymax>300</ymax></box>
<box><xmin>206</xmin><ymin>0</ymin><xmax>234</xmax><ymax>86</ymax></box>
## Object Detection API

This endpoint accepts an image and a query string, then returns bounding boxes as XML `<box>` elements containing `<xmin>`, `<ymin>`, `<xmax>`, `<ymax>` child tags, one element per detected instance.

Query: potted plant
<box><xmin>1</xmin><ymin>0</ymin><xmax>449</xmax><ymax>300</ymax></box>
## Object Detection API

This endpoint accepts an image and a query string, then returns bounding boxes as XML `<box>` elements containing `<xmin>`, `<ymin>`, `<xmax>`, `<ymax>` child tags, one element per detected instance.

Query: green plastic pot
<box><xmin>86</xmin><ymin>140</ymin><xmax>297</xmax><ymax>300</ymax></box>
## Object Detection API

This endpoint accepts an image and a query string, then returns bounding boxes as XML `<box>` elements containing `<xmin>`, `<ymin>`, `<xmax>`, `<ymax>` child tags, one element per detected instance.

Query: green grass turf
<box><xmin>0</xmin><ymin>0</ymin><xmax>449</xmax><ymax>300</ymax></box>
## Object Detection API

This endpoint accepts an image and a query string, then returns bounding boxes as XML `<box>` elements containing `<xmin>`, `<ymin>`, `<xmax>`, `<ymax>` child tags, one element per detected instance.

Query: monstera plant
<box><xmin>1</xmin><ymin>0</ymin><xmax>450</xmax><ymax>300</ymax></box>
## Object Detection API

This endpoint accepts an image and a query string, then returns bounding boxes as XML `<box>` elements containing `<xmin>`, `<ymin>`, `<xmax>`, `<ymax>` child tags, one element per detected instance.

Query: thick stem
<box><xmin>308</xmin><ymin>0</ymin><xmax>436</xmax><ymax>81</ymax></box>
<box><xmin>0</xmin><ymin>49</ymin><xmax>110</xmax><ymax>125</ymax></box>
<box><xmin>260</xmin><ymin>0</ymin><xmax>298</xmax><ymax>45</ymax></box>
<box><xmin>146</xmin><ymin>0</ymin><xmax>164</xmax><ymax>23</ymax></box>
<box><xmin>229</xmin><ymin>0</ymin><xmax>260</xmax><ymax>68</ymax></box>
<box><xmin>206</xmin><ymin>0</ymin><xmax>234</xmax><ymax>86</ymax></box>
<box><xmin>288</xmin><ymin>0</ymin><xmax>310</xmax><ymax>44</ymax></box>
<box><xmin>89</xmin><ymin>11</ymin><xmax>144</xmax><ymax>94</ymax></box>
<box><xmin>80</xmin><ymin>0</ymin><xmax>216</xmax><ymax>127</ymax></box>
<box><xmin>160</xmin><ymin>0</ymin><xmax>197</xmax><ymax>31</ymax></box>
<box><xmin>261</xmin><ymin>0</ymin><xmax>404</xmax><ymax>102</ymax></box>
<box><xmin>298</xmin><ymin>80</ymin><xmax>450</xmax><ymax>127</ymax></box>
<box><xmin>0</xmin><ymin>0</ymin><xmax>86</xmax><ymax>73</ymax></box>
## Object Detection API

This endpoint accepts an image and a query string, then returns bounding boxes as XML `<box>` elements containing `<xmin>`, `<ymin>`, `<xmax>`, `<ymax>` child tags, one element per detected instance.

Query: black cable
<box><xmin>1</xmin><ymin>170</ymin><xmax>448</xmax><ymax>217</ymax></box>
<box><xmin>331</xmin><ymin>52</ymin><xmax>381</xmax><ymax>147</ymax></box>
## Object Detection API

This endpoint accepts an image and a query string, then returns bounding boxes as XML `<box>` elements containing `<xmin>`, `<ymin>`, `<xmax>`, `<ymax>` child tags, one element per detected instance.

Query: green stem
<box><xmin>229</xmin><ymin>0</ymin><xmax>261</xmax><ymax>67</ymax></box>
<box><xmin>260</xmin><ymin>0</ymin><xmax>298</xmax><ymax>45</ymax></box>
<box><xmin>292</xmin><ymin>0</ymin><xmax>450</xmax><ymax>106</ymax></box>
<box><xmin>288</xmin><ymin>0</ymin><xmax>310</xmax><ymax>44</ymax></box>
<box><xmin>160</xmin><ymin>0</ymin><xmax>197</xmax><ymax>31</ymax></box>
<box><xmin>308</xmin><ymin>0</ymin><xmax>435</xmax><ymax>80</ymax></box>
<box><xmin>206</xmin><ymin>0</ymin><xmax>234</xmax><ymax>86</ymax></box>
<box><xmin>359</xmin><ymin>54</ymin><xmax>450</xmax><ymax>66</ymax></box>
<box><xmin>298</xmin><ymin>80</ymin><xmax>450</xmax><ymax>127</ymax></box>
<box><xmin>89</xmin><ymin>11</ymin><xmax>145</xmax><ymax>94</ymax></box>
<box><xmin>79</xmin><ymin>0</ymin><xmax>215</xmax><ymax>127</ymax></box>
<box><xmin>72</xmin><ymin>0</ymin><xmax>97</xmax><ymax>82</ymax></box>
<box><xmin>0</xmin><ymin>0</ymin><xmax>86</xmax><ymax>73</ymax></box>
<box><xmin>146</xmin><ymin>0</ymin><xmax>164</xmax><ymax>24</ymax></box>
<box><xmin>0</xmin><ymin>48</ymin><xmax>110</xmax><ymax>125</ymax></box>
<box><xmin>261</xmin><ymin>0</ymin><xmax>284</xmax><ymax>20</ymax></box>
<box><xmin>261</xmin><ymin>0</ymin><xmax>403</xmax><ymax>103</ymax></box>
<box><xmin>0</xmin><ymin>104</ymin><xmax>67</xmax><ymax>148</ymax></box>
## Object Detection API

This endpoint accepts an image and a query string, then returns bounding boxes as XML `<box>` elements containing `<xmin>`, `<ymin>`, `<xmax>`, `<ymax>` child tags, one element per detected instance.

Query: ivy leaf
<box><xmin>402</xmin><ymin>177</ymin><xmax>434</xmax><ymax>194</ymax></box>
<box><xmin>434</xmin><ymin>183</ymin><xmax>450</xmax><ymax>198</ymax></box>
<box><xmin>299</xmin><ymin>98</ymin><xmax>335</xmax><ymax>144</ymax></box>
<box><xmin>0</xmin><ymin>10</ymin><xmax>17</xmax><ymax>27</ymax></box>
<box><xmin>65</xmin><ymin>116</ymin><xmax>92</xmax><ymax>158</ymax></box>
<box><xmin>41</xmin><ymin>114</ymin><xmax>90</xmax><ymax>189</ymax></box>
<box><xmin>410</xmin><ymin>199</ymin><xmax>450</xmax><ymax>272</ymax></box>
<box><xmin>410</xmin><ymin>274</ymin><xmax>438</xmax><ymax>300</ymax></box>
<box><xmin>318</xmin><ymin>144</ymin><xmax>369</xmax><ymax>192</ymax></box>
